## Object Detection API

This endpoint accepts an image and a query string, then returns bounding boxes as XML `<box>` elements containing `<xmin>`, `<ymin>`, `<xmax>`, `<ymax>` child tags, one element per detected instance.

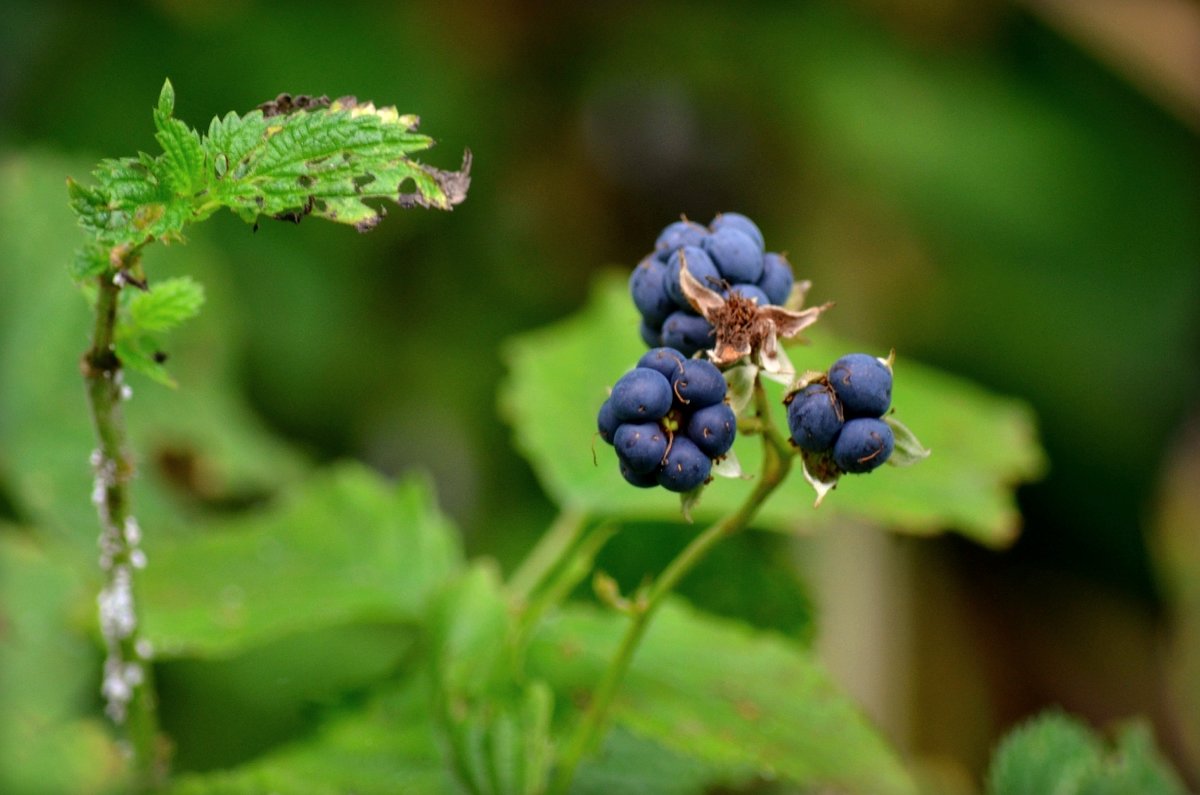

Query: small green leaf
<box><xmin>126</xmin><ymin>276</ymin><xmax>205</xmax><ymax>332</ymax></box>
<box><xmin>500</xmin><ymin>274</ymin><xmax>1046</xmax><ymax>547</ymax></box>
<box><xmin>140</xmin><ymin>463</ymin><xmax>463</xmax><ymax>657</ymax></box>
<box><xmin>69</xmin><ymin>241</ymin><xmax>109</xmax><ymax>281</ymax></box>
<box><xmin>114</xmin><ymin>334</ymin><xmax>176</xmax><ymax>387</ymax></box>
<box><xmin>986</xmin><ymin>711</ymin><xmax>1187</xmax><ymax>795</ymax></box>
<box><xmin>158</xmin><ymin>78</ymin><xmax>175</xmax><ymax>117</ymax></box>
<box><xmin>529</xmin><ymin>599</ymin><xmax>917</xmax><ymax>795</ymax></box>
<box><xmin>886</xmin><ymin>414</ymin><xmax>931</xmax><ymax>467</ymax></box>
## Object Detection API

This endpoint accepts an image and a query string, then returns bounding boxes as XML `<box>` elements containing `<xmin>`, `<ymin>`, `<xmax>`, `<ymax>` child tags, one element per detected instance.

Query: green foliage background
<box><xmin>0</xmin><ymin>1</ymin><xmax>1197</xmax><ymax>793</ymax></box>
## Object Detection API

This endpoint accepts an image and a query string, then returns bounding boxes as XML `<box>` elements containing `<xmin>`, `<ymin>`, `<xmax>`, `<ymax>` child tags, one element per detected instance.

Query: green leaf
<box><xmin>500</xmin><ymin>274</ymin><xmax>1046</xmax><ymax>547</ymax></box>
<box><xmin>986</xmin><ymin>711</ymin><xmax>1187</xmax><ymax>795</ymax></box>
<box><xmin>114</xmin><ymin>334</ymin><xmax>176</xmax><ymax>387</ymax></box>
<box><xmin>570</xmin><ymin>727</ymin><xmax>759</xmax><ymax>795</ymax></box>
<box><xmin>0</xmin><ymin>533</ymin><xmax>127</xmax><ymax>793</ymax></box>
<box><xmin>529</xmin><ymin>599</ymin><xmax>917</xmax><ymax>795</ymax></box>
<box><xmin>986</xmin><ymin>711</ymin><xmax>1103</xmax><ymax>795</ymax></box>
<box><xmin>68</xmin><ymin>82</ymin><xmax>470</xmax><ymax>249</ymax></box>
<box><xmin>154</xmin><ymin>84</ymin><xmax>206</xmax><ymax>198</ymax></box>
<box><xmin>168</xmin><ymin>677</ymin><xmax>460</xmax><ymax>795</ymax></box>
<box><xmin>140</xmin><ymin>462</ymin><xmax>463</xmax><ymax>657</ymax></box>
<box><xmin>429</xmin><ymin>566</ymin><xmax>554</xmax><ymax>795</ymax></box>
<box><xmin>125</xmin><ymin>276</ymin><xmax>205</xmax><ymax>332</ymax></box>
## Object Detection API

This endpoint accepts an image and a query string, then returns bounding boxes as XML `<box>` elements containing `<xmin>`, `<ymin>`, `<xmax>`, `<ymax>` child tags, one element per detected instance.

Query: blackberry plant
<box><xmin>1</xmin><ymin>79</ymin><xmax>1095</xmax><ymax>795</ymax></box>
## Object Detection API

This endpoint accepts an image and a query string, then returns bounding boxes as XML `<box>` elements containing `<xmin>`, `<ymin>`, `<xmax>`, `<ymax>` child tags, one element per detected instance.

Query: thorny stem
<box><xmin>83</xmin><ymin>255</ymin><xmax>166</xmax><ymax>790</ymax></box>
<box><xmin>550</xmin><ymin>379</ymin><xmax>794</xmax><ymax>794</ymax></box>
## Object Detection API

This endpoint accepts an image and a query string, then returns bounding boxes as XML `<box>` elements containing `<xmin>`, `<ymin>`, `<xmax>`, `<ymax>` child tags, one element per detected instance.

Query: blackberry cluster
<box><xmin>786</xmin><ymin>353</ymin><xmax>895</xmax><ymax>474</ymax></box>
<box><xmin>597</xmin><ymin>347</ymin><xmax>737</xmax><ymax>492</ymax></box>
<box><xmin>630</xmin><ymin>213</ymin><xmax>796</xmax><ymax>357</ymax></box>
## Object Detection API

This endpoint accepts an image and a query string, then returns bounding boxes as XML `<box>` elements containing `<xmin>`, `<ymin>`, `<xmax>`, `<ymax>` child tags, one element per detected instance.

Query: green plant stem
<box><xmin>549</xmin><ymin>380</ymin><xmax>794</xmax><ymax>795</ymax></box>
<box><xmin>83</xmin><ymin>260</ymin><xmax>166</xmax><ymax>790</ymax></box>
<box><xmin>508</xmin><ymin>509</ymin><xmax>589</xmax><ymax>604</ymax></box>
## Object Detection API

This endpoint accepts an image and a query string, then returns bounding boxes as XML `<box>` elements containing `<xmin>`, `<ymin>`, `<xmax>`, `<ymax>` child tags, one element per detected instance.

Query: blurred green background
<box><xmin>1</xmin><ymin>0</ymin><xmax>1197</xmax><ymax>790</ymax></box>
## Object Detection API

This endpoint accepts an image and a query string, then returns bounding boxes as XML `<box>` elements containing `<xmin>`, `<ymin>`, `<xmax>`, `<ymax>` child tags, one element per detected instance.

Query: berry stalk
<box><xmin>550</xmin><ymin>378</ymin><xmax>794</xmax><ymax>795</ymax></box>
<box><xmin>82</xmin><ymin>253</ymin><xmax>166</xmax><ymax>790</ymax></box>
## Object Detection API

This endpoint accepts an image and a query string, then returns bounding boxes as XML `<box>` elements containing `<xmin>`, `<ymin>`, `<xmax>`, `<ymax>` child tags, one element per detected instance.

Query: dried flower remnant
<box><xmin>678</xmin><ymin>254</ymin><xmax>831</xmax><ymax>370</ymax></box>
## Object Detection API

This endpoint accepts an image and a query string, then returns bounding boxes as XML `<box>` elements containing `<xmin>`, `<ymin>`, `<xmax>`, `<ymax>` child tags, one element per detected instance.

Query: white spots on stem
<box><xmin>135</xmin><ymin>639</ymin><xmax>154</xmax><ymax>660</ymax></box>
<box><xmin>130</xmin><ymin>549</ymin><xmax>147</xmax><ymax>569</ymax></box>
<box><xmin>124</xmin><ymin>516</ymin><xmax>141</xmax><ymax>546</ymax></box>
<box><xmin>98</xmin><ymin>564</ymin><xmax>136</xmax><ymax>640</ymax></box>
<box><xmin>101</xmin><ymin>656</ymin><xmax>144</xmax><ymax>724</ymax></box>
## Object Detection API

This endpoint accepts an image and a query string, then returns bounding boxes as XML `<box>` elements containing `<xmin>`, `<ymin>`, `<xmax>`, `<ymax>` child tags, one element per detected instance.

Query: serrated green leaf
<box><xmin>530</xmin><ymin>599</ymin><xmax>916</xmax><ymax>795</ymax></box>
<box><xmin>202</xmin><ymin>100</ymin><xmax>471</xmax><ymax>230</ymax></box>
<box><xmin>126</xmin><ymin>276</ymin><xmax>205</xmax><ymax>332</ymax></box>
<box><xmin>500</xmin><ymin>274</ymin><xmax>1046</xmax><ymax>547</ymax></box>
<box><xmin>986</xmin><ymin>711</ymin><xmax>1187</xmax><ymax>795</ymax></box>
<box><xmin>114</xmin><ymin>334</ymin><xmax>176</xmax><ymax>387</ymax></box>
<box><xmin>140</xmin><ymin>463</ymin><xmax>463</xmax><ymax>657</ymax></box>
<box><xmin>429</xmin><ymin>566</ymin><xmax>554</xmax><ymax>795</ymax></box>
<box><xmin>69</xmin><ymin>82</ymin><xmax>470</xmax><ymax>249</ymax></box>
<box><xmin>987</xmin><ymin>711</ymin><xmax>1102</xmax><ymax>795</ymax></box>
<box><xmin>154</xmin><ymin>110</ymin><xmax>206</xmax><ymax>198</ymax></box>
<box><xmin>1077</xmin><ymin>723</ymin><xmax>1189</xmax><ymax>795</ymax></box>
<box><xmin>69</xmin><ymin>241</ymin><xmax>109</xmax><ymax>281</ymax></box>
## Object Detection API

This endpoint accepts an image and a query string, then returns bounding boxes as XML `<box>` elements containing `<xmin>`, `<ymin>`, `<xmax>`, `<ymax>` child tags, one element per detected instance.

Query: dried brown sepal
<box><xmin>679</xmin><ymin>257</ymin><xmax>831</xmax><ymax>367</ymax></box>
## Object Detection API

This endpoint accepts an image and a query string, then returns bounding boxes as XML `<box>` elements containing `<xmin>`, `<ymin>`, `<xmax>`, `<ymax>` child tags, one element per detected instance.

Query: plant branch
<box><xmin>83</xmin><ymin>254</ymin><xmax>166</xmax><ymax>790</ymax></box>
<box><xmin>549</xmin><ymin>380</ymin><xmax>794</xmax><ymax>794</ymax></box>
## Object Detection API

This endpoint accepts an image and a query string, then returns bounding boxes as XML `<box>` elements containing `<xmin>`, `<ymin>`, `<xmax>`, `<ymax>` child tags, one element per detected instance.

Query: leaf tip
<box><xmin>158</xmin><ymin>79</ymin><xmax>176</xmax><ymax>117</ymax></box>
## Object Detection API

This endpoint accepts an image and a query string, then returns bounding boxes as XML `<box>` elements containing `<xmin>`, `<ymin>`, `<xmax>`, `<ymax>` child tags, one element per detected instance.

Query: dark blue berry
<box><xmin>671</xmin><ymin>358</ymin><xmax>726</xmax><ymax>408</ymax></box>
<box><xmin>620</xmin><ymin>458</ymin><xmax>660</xmax><ymax>488</ymax></box>
<box><xmin>828</xmin><ymin>353</ymin><xmax>892</xmax><ymax>418</ymax></box>
<box><xmin>638</xmin><ymin>318</ymin><xmax>663</xmax><ymax>349</ymax></box>
<box><xmin>665</xmin><ymin>246</ymin><xmax>720</xmax><ymax>306</ymax></box>
<box><xmin>637</xmin><ymin>347</ymin><xmax>687</xmax><ymax>380</ymax></box>
<box><xmin>610</xmin><ymin>368</ymin><xmax>673</xmax><ymax>422</ymax></box>
<box><xmin>614</xmin><ymin>422</ymin><xmax>668</xmax><ymax>474</ymax></box>
<box><xmin>654</xmin><ymin>220</ymin><xmax>708</xmax><ymax>262</ymax></box>
<box><xmin>786</xmin><ymin>383</ymin><xmax>843</xmax><ymax>453</ymax></box>
<box><xmin>725</xmin><ymin>283</ymin><xmax>770</xmax><ymax>306</ymax></box>
<box><xmin>757</xmin><ymin>252</ymin><xmax>794</xmax><ymax>306</ymax></box>
<box><xmin>832</xmin><ymin>417</ymin><xmax>894</xmax><ymax>474</ymax></box>
<box><xmin>629</xmin><ymin>258</ymin><xmax>675</xmax><ymax>327</ymax></box>
<box><xmin>686</xmin><ymin>403</ymin><xmax>737</xmax><ymax>458</ymax></box>
<box><xmin>703</xmin><ymin>228</ymin><xmax>764</xmax><ymax>284</ymax></box>
<box><xmin>597</xmin><ymin>398</ymin><xmax>621</xmax><ymax>445</ymax></box>
<box><xmin>710</xmin><ymin>212</ymin><xmax>764</xmax><ymax>251</ymax></box>
<box><xmin>661</xmin><ymin>311</ymin><xmax>714</xmax><ymax>358</ymax></box>
<box><xmin>657</xmin><ymin>436</ymin><xmax>711</xmax><ymax>492</ymax></box>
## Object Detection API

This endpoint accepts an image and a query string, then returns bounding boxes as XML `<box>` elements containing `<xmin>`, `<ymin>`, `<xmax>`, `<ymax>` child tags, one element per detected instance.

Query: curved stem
<box><xmin>83</xmin><ymin>262</ymin><xmax>165</xmax><ymax>790</ymax></box>
<box><xmin>550</xmin><ymin>380</ymin><xmax>793</xmax><ymax>794</ymax></box>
